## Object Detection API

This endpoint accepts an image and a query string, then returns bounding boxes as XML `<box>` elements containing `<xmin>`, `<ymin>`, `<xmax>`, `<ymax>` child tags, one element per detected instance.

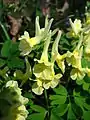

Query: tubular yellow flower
<box><xmin>56</xmin><ymin>53</ymin><xmax>67</xmax><ymax>73</ymax></box>
<box><xmin>69</xmin><ymin>19</ymin><xmax>82</xmax><ymax>35</ymax></box>
<box><xmin>32</xmin><ymin>64</ymin><xmax>62</xmax><ymax>95</ymax></box>
<box><xmin>32</xmin><ymin>80</ymin><xmax>44</xmax><ymax>95</ymax></box>
<box><xmin>66</xmin><ymin>19</ymin><xmax>82</xmax><ymax>38</ymax></box>
<box><xmin>34</xmin><ymin>31</ymin><xmax>51</xmax><ymax>66</ymax></box>
<box><xmin>19</xmin><ymin>16</ymin><xmax>54</xmax><ymax>56</ymax></box>
<box><xmin>51</xmin><ymin>30</ymin><xmax>67</xmax><ymax>73</ymax></box>
<box><xmin>66</xmin><ymin>34</ymin><xmax>83</xmax><ymax>68</ymax></box>
<box><xmin>19</xmin><ymin>31</ymin><xmax>41</xmax><ymax>56</ymax></box>
<box><xmin>70</xmin><ymin>68</ymin><xmax>85</xmax><ymax>80</ymax></box>
<box><xmin>84</xmin><ymin>33</ymin><xmax>90</xmax><ymax>59</ymax></box>
<box><xmin>66</xmin><ymin>48</ymin><xmax>82</xmax><ymax>68</ymax></box>
<box><xmin>67</xmin><ymin>47</ymin><xmax>85</xmax><ymax>80</ymax></box>
<box><xmin>85</xmin><ymin>12</ymin><xmax>90</xmax><ymax>24</ymax></box>
<box><xmin>85</xmin><ymin>68</ymin><xmax>90</xmax><ymax>77</ymax></box>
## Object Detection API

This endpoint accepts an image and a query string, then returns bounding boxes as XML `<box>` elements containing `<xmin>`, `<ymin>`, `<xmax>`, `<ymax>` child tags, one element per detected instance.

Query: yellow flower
<box><xmin>66</xmin><ymin>29</ymin><xmax>76</xmax><ymax>38</ymax></box>
<box><xmin>35</xmin><ymin>16</ymin><xmax>53</xmax><ymax>37</ymax></box>
<box><xmin>32</xmin><ymin>64</ymin><xmax>62</xmax><ymax>95</ymax></box>
<box><xmin>51</xmin><ymin>30</ymin><xmax>67</xmax><ymax>73</ymax></box>
<box><xmin>85</xmin><ymin>12</ymin><xmax>90</xmax><ymax>24</ymax></box>
<box><xmin>66</xmin><ymin>37</ymin><xmax>83</xmax><ymax>68</ymax></box>
<box><xmin>34</xmin><ymin>31</ymin><xmax>51</xmax><ymax>66</ymax></box>
<box><xmin>66</xmin><ymin>19</ymin><xmax>82</xmax><ymax>38</ymax></box>
<box><xmin>69</xmin><ymin>19</ymin><xmax>82</xmax><ymax>35</ymax></box>
<box><xmin>32</xmin><ymin>31</ymin><xmax>62</xmax><ymax>95</ymax></box>
<box><xmin>19</xmin><ymin>16</ymin><xmax>54</xmax><ymax>56</ymax></box>
<box><xmin>43</xmin><ymin>73</ymin><xmax>62</xmax><ymax>89</ymax></box>
<box><xmin>70</xmin><ymin>68</ymin><xmax>85</xmax><ymax>80</ymax></box>
<box><xmin>67</xmin><ymin>50</ymin><xmax>81</xmax><ymax>68</ymax></box>
<box><xmin>32</xmin><ymin>80</ymin><xmax>44</xmax><ymax>95</ymax></box>
<box><xmin>84</xmin><ymin>33</ymin><xmax>90</xmax><ymax>59</ymax></box>
<box><xmin>56</xmin><ymin>53</ymin><xmax>67</xmax><ymax>73</ymax></box>
<box><xmin>66</xmin><ymin>47</ymin><xmax>85</xmax><ymax>80</ymax></box>
<box><xmin>19</xmin><ymin>31</ymin><xmax>41</xmax><ymax>56</ymax></box>
<box><xmin>85</xmin><ymin>68</ymin><xmax>90</xmax><ymax>77</ymax></box>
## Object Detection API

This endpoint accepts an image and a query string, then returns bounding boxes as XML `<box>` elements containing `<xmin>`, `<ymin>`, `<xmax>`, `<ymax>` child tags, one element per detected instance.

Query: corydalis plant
<box><xmin>18</xmin><ymin>16</ymin><xmax>90</xmax><ymax>94</ymax></box>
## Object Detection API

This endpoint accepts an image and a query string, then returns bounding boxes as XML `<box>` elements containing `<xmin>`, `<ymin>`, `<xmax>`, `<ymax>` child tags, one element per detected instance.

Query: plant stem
<box><xmin>44</xmin><ymin>89</ymin><xmax>50</xmax><ymax>120</ymax></box>
<box><xmin>0</xmin><ymin>21</ymin><xmax>11</xmax><ymax>41</ymax></box>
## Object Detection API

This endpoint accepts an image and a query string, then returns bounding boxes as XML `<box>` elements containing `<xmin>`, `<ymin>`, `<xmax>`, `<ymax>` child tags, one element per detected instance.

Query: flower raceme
<box><xmin>32</xmin><ymin>31</ymin><xmax>62</xmax><ymax>95</ymax></box>
<box><xmin>18</xmin><ymin>16</ymin><xmax>90</xmax><ymax>95</ymax></box>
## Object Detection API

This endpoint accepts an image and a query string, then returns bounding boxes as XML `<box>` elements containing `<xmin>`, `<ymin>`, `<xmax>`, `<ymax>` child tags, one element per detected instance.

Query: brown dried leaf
<box><xmin>7</xmin><ymin>15</ymin><xmax>22</xmax><ymax>36</ymax></box>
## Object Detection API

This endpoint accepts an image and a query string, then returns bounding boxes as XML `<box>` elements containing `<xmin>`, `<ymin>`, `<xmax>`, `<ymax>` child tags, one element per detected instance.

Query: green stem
<box><xmin>0</xmin><ymin>0</ymin><xmax>3</xmax><ymax>8</ymax></box>
<box><xmin>44</xmin><ymin>89</ymin><xmax>50</xmax><ymax>119</ymax></box>
<box><xmin>76</xmin><ymin>33</ymin><xmax>83</xmax><ymax>50</ymax></box>
<box><xmin>0</xmin><ymin>21</ymin><xmax>11</xmax><ymax>41</ymax></box>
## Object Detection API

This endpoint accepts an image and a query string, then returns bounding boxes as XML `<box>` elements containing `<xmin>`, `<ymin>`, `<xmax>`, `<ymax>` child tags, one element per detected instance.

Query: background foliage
<box><xmin>0</xmin><ymin>0</ymin><xmax>90</xmax><ymax>120</ymax></box>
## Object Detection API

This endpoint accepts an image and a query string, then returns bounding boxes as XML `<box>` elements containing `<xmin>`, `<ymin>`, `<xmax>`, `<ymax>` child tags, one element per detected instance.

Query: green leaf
<box><xmin>1</xmin><ymin>40</ymin><xmax>11</xmax><ymax>57</ymax></box>
<box><xmin>83</xmin><ymin>111</ymin><xmax>90</xmax><ymax>120</ymax></box>
<box><xmin>49</xmin><ymin>95</ymin><xmax>67</xmax><ymax>105</ymax></box>
<box><xmin>53</xmin><ymin>85</ymin><xmax>67</xmax><ymax>95</ymax></box>
<box><xmin>50</xmin><ymin>111</ymin><xmax>62</xmax><ymax>120</ymax></box>
<box><xmin>30</xmin><ymin>105</ymin><xmax>46</xmax><ymax>113</ymax></box>
<box><xmin>67</xmin><ymin>104</ymin><xmax>76</xmax><ymax>120</ymax></box>
<box><xmin>1</xmin><ymin>41</ymin><xmax>19</xmax><ymax>57</ymax></box>
<box><xmin>0</xmin><ymin>66</ymin><xmax>9</xmax><ymax>79</ymax></box>
<box><xmin>52</xmin><ymin>104</ymin><xmax>68</xmax><ymax>116</ymax></box>
<box><xmin>84</xmin><ymin>75</ymin><xmax>90</xmax><ymax>83</ymax></box>
<box><xmin>73</xmin><ymin>90</ymin><xmax>90</xmax><ymax>111</ymax></box>
<box><xmin>83</xmin><ymin>82</ymin><xmax>89</xmax><ymax>91</ymax></box>
<box><xmin>81</xmin><ymin>58</ymin><xmax>90</xmax><ymax>68</ymax></box>
<box><xmin>0</xmin><ymin>58</ymin><xmax>6</xmax><ymax>67</ymax></box>
<box><xmin>27</xmin><ymin>105</ymin><xmax>47</xmax><ymax>120</ymax></box>
<box><xmin>27</xmin><ymin>113</ymin><xmax>45</xmax><ymax>120</ymax></box>
<box><xmin>9</xmin><ymin>42</ymin><xmax>19</xmax><ymax>56</ymax></box>
<box><xmin>73</xmin><ymin>90</ymin><xmax>85</xmax><ymax>109</ymax></box>
<box><xmin>7</xmin><ymin>57</ymin><xmax>24</xmax><ymax>69</ymax></box>
<box><xmin>72</xmin><ymin>103</ymin><xmax>83</xmax><ymax>117</ymax></box>
<box><xmin>49</xmin><ymin>85</ymin><xmax>67</xmax><ymax>105</ymax></box>
<box><xmin>76</xmin><ymin>79</ymin><xmax>84</xmax><ymax>85</ymax></box>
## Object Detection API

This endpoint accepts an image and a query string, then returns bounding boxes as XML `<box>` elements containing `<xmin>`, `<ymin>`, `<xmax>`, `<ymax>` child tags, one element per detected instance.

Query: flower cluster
<box><xmin>0</xmin><ymin>81</ymin><xmax>28</xmax><ymax>120</ymax></box>
<box><xmin>32</xmin><ymin>31</ymin><xmax>62</xmax><ymax>95</ymax></box>
<box><xmin>18</xmin><ymin>16</ymin><xmax>90</xmax><ymax>95</ymax></box>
